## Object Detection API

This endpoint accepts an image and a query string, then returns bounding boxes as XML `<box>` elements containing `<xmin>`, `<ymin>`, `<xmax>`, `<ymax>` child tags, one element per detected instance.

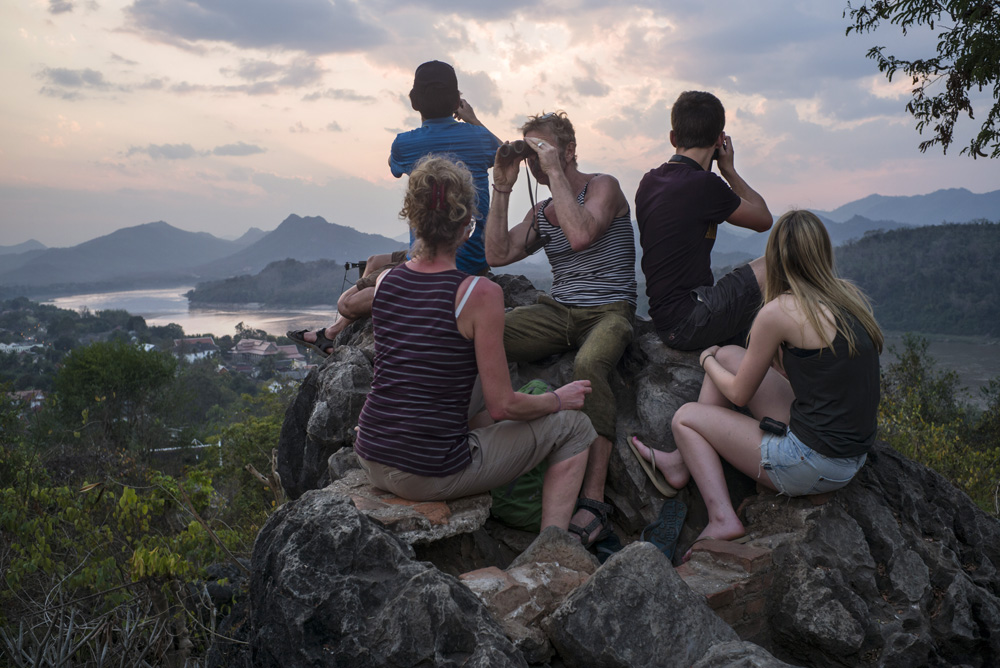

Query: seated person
<box><xmin>485</xmin><ymin>111</ymin><xmax>636</xmax><ymax>547</ymax></box>
<box><xmin>354</xmin><ymin>155</ymin><xmax>597</xmax><ymax>532</ymax></box>
<box><xmin>632</xmin><ymin>211</ymin><xmax>883</xmax><ymax>558</ymax></box>
<box><xmin>635</xmin><ymin>91</ymin><xmax>772</xmax><ymax>351</ymax></box>
<box><xmin>289</xmin><ymin>60</ymin><xmax>499</xmax><ymax>356</ymax></box>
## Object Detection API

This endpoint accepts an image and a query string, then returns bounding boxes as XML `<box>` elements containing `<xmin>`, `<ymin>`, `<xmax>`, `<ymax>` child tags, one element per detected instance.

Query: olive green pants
<box><xmin>504</xmin><ymin>294</ymin><xmax>634</xmax><ymax>440</ymax></box>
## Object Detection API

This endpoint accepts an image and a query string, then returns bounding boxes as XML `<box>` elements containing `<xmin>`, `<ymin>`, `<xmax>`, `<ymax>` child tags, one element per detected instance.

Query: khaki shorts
<box><xmin>355</xmin><ymin>249</ymin><xmax>408</xmax><ymax>291</ymax></box>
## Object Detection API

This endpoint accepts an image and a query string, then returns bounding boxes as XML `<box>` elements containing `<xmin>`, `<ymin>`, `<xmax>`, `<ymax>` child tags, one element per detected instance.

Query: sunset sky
<box><xmin>2</xmin><ymin>0</ymin><xmax>998</xmax><ymax>248</ymax></box>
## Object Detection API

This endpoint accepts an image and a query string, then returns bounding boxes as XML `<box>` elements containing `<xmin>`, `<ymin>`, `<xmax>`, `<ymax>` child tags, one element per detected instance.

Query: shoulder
<box><xmin>585</xmin><ymin>173</ymin><xmax>627</xmax><ymax>201</ymax></box>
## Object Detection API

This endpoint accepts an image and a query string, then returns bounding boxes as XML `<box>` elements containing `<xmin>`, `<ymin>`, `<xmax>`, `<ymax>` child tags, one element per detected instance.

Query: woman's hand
<box><xmin>553</xmin><ymin>380</ymin><xmax>592</xmax><ymax>411</ymax></box>
<box><xmin>700</xmin><ymin>345</ymin><xmax>721</xmax><ymax>367</ymax></box>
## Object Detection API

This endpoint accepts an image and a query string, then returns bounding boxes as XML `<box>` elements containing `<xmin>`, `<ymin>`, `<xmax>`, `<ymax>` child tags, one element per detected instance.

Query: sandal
<box><xmin>568</xmin><ymin>498</ymin><xmax>614</xmax><ymax>550</ymax></box>
<box><xmin>287</xmin><ymin>328</ymin><xmax>336</xmax><ymax>357</ymax></box>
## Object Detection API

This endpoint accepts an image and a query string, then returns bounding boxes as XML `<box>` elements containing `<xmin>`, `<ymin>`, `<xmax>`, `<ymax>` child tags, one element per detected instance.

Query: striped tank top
<box><xmin>539</xmin><ymin>179</ymin><xmax>637</xmax><ymax>307</ymax></box>
<box><xmin>355</xmin><ymin>264</ymin><xmax>478</xmax><ymax>476</ymax></box>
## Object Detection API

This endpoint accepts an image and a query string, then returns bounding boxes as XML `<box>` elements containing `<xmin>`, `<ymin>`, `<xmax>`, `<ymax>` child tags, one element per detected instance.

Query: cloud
<box><xmin>456</xmin><ymin>69</ymin><xmax>502</xmax><ymax>115</ymax></box>
<box><xmin>213</xmin><ymin>142</ymin><xmax>265</xmax><ymax>157</ymax></box>
<box><xmin>110</xmin><ymin>53</ymin><xmax>138</xmax><ymax>66</ymax></box>
<box><xmin>223</xmin><ymin>57</ymin><xmax>325</xmax><ymax>88</ymax></box>
<box><xmin>127</xmin><ymin>143</ymin><xmax>201</xmax><ymax>160</ymax></box>
<box><xmin>302</xmin><ymin>88</ymin><xmax>377</xmax><ymax>103</ymax></box>
<box><xmin>326</xmin><ymin>122</ymin><xmax>343</xmax><ymax>132</ymax></box>
<box><xmin>39</xmin><ymin>67</ymin><xmax>109</xmax><ymax>89</ymax></box>
<box><xmin>48</xmin><ymin>0</ymin><xmax>74</xmax><ymax>14</ymax></box>
<box><xmin>126</xmin><ymin>0</ymin><xmax>388</xmax><ymax>54</ymax></box>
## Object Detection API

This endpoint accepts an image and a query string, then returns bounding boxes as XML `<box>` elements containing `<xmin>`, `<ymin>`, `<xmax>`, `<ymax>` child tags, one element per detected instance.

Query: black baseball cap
<box><xmin>410</xmin><ymin>60</ymin><xmax>458</xmax><ymax>96</ymax></box>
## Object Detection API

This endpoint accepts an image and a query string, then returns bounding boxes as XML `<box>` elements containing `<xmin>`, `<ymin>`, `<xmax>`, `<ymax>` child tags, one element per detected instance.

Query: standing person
<box><xmin>355</xmin><ymin>155</ymin><xmax>597</xmax><ymax>531</ymax></box>
<box><xmin>289</xmin><ymin>60</ymin><xmax>500</xmax><ymax>356</ymax></box>
<box><xmin>632</xmin><ymin>211</ymin><xmax>883</xmax><ymax>556</ymax></box>
<box><xmin>485</xmin><ymin>111</ymin><xmax>636</xmax><ymax>548</ymax></box>
<box><xmin>635</xmin><ymin>90</ymin><xmax>773</xmax><ymax>352</ymax></box>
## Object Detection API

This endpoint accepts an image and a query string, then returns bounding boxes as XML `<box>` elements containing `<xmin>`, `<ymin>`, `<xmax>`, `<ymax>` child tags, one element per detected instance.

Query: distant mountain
<box><xmin>0</xmin><ymin>221</ymin><xmax>239</xmax><ymax>287</ymax></box>
<box><xmin>233</xmin><ymin>227</ymin><xmax>269</xmax><ymax>247</ymax></box>
<box><xmin>201</xmin><ymin>214</ymin><xmax>405</xmax><ymax>277</ymax></box>
<box><xmin>0</xmin><ymin>239</ymin><xmax>46</xmax><ymax>256</ymax></box>
<box><xmin>711</xmin><ymin>213</ymin><xmax>910</xmax><ymax>264</ymax></box>
<box><xmin>817</xmin><ymin>188</ymin><xmax>1000</xmax><ymax>226</ymax></box>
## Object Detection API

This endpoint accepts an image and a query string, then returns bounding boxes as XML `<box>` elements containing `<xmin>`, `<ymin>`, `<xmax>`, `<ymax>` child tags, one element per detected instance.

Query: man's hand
<box><xmin>492</xmin><ymin>143</ymin><xmax>522</xmax><ymax>190</ymax></box>
<box><xmin>715</xmin><ymin>133</ymin><xmax>735</xmax><ymax>174</ymax></box>
<box><xmin>526</xmin><ymin>136</ymin><xmax>563</xmax><ymax>177</ymax></box>
<box><xmin>454</xmin><ymin>99</ymin><xmax>481</xmax><ymax>125</ymax></box>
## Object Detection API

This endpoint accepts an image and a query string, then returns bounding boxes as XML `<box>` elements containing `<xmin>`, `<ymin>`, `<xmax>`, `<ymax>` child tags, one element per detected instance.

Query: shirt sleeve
<box><xmin>704</xmin><ymin>172</ymin><xmax>742</xmax><ymax>222</ymax></box>
<box><xmin>389</xmin><ymin>135</ymin><xmax>411</xmax><ymax>178</ymax></box>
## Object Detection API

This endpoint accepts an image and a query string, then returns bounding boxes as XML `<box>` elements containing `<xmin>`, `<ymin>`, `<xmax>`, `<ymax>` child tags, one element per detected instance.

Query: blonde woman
<box><xmin>633</xmin><ymin>210</ymin><xmax>883</xmax><ymax>551</ymax></box>
<box><xmin>354</xmin><ymin>155</ymin><xmax>597</xmax><ymax>532</ymax></box>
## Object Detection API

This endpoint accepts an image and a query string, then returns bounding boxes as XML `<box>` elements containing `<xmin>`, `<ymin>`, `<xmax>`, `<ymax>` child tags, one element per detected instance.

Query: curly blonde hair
<box><xmin>400</xmin><ymin>155</ymin><xmax>479</xmax><ymax>259</ymax></box>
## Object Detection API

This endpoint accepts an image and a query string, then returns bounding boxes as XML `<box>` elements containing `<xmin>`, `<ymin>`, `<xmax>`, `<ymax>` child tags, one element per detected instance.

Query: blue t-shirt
<box><xmin>390</xmin><ymin>117</ymin><xmax>501</xmax><ymax>274</ymax></box>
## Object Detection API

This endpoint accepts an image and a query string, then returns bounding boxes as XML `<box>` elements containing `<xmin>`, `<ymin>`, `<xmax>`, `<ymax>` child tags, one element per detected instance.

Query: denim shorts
<box><xmin>760</xmin><ymin>429</ymin><xmax>866</xmax><ymax>496</ymax></box>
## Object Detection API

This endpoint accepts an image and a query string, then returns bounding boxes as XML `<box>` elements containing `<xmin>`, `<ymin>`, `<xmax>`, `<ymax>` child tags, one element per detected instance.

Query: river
<box><xmin>46</xmin><ymin>287</ymin><xmax>1000</xmax><ymax>408</ymax></box>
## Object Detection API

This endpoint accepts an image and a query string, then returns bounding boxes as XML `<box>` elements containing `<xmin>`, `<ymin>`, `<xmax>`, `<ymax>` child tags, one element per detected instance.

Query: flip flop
<box><xmin>287</xmin><ymin>328</ymin><xmax>336</xmax><ymax>357</ymax></box>
<box><xmin>682</xmin><ymin>534</ymin><xmax>752</xmax><ymax>563</ymax></box>
<box><xmin>640</xmin><ymin>498</ymin><xmax>687</xmax><ymax>561</ymax></box>
<box><xmin>627</xmin><ymin>436</ymin><xmax>678</xmax><ymax>498</ymax></box>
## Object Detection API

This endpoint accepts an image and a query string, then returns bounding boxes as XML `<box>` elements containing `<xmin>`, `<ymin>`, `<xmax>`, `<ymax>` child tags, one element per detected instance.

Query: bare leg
<box><xmin>568</xmin><ymin>434</ymin><xmax>612</xmax><ymax>542</ymax></box>
<box><xmin>540</xmin><ymin>448</ymin><xmax>590</xmax><ymax>530</ymax></box>
<box><xmin>748</xmin><ymin>256</ymin><xmax>765</xmax><ymax>291</ymax></box>
<box><xmin>302</xmin><ymin>251</ymin><xmax>396</xmax><ymax>349</ymax></box>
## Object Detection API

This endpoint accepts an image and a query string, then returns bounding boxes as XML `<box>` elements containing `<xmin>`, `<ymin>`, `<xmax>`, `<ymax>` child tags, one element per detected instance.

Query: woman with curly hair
<box><xmin>633</xmin><ymin>210</ymin><xmax>883</xmax><ymax>553</ymax></box>
<box><xmin>354</xmin><ymin>155</ymin><xmax>595</xmax><ymax>531</ymax></box>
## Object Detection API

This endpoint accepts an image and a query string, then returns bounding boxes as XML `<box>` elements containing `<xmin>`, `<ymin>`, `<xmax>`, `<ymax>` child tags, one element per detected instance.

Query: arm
<box><xmin>715</xmin><ymin>134</ymin><xmax>772</xmax><ymax>232</ymax></box>
<box><xmin>700</xmin><ymin>300</ymin><xmax>788</xmax><ymax>406</ymax></box>
<box><xmin>529</xmin><ymin>141</ymin><xmax>628</xmax><ymax>251</ymax></box>
<box><xmin>454</xmin><ymin>99</ymin><xmax>500</xmax><ymax>143</ymax></box>
<box><xmin>457</xmin><ymin>278</ymin><xmax>591</xmax><ymax>419</ymax></box>
<box><xmin>484</xmin><ymin>145</ymin><xmax>538</xmax><ymax>267</ymax></box>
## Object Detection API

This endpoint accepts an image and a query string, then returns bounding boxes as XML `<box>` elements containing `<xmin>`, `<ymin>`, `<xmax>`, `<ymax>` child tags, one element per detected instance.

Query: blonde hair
<box><xmin>400</xmin><ymin>155</ymin><xmax>479</xmax><ymax>259</ymax></box>
<box><xmin>765</xmin><ymin>210</ymin><xmax>883</xmax><ymax>356</ymax></box>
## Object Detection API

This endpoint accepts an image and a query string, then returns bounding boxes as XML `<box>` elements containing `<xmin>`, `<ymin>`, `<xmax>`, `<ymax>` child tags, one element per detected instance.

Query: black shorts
<box><xmin>658</xmin><ymin>264</ymin><xmax>762</xmax><ymax>351</ymax></box>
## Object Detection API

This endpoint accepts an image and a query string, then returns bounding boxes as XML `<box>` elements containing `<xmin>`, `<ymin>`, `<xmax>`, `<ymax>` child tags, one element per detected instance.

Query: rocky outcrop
<box><xmin>255</xmin><ymin>275</ymin><xmax>1000</xmax><ymax>667</ymax></box>
<box><xmin>249</xmin><ymin>489</ymin><xmax>525</xmax><ymax>668</ymax></box>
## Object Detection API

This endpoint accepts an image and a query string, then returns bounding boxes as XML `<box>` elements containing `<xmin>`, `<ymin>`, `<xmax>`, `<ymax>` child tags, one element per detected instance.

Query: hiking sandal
<box><xmin>568</xmin><ymin>498</ymin><xmax>614</xmax><ymax>549</ymax></box>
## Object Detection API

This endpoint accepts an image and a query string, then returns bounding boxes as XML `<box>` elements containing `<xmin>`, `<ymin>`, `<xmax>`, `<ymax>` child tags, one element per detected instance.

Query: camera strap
<box><xmin>667</xmin><ymin>154</ymin><xmax>704</xmax><ymax>171</ymax></box>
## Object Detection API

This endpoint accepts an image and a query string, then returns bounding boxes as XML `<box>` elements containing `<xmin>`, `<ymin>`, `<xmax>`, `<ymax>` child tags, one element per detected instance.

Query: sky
<box><xmin>2</xmin><ymin>0</ymin><xmax>998</xmax><ymax>248</ymax></box>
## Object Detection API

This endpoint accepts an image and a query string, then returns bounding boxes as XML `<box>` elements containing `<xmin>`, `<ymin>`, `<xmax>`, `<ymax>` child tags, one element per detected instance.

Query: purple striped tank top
<box><xmin>355</xmin><ymin>264</ymin><xmax>478</xmax><ymax>476</ymax></box>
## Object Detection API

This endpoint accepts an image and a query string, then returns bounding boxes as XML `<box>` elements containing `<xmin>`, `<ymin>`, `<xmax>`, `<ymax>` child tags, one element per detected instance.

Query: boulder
<box><xmin>249</xmin><ymin>489</ymin><xmax>526</xmax><ymax>668</ymax></box>
<box><xmin>327</xmin><ymin>468</ymin><xmax>492</xmax><ymax>545</ymax></box>
<box><xmin>545</xmin><ymin>541</ymin><xmax>740</xmax><ymax>667</ymax></box>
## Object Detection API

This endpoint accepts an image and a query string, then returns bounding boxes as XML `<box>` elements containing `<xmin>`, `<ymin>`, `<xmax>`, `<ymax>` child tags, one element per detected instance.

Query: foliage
<box><xmin>836</xmin><ymin>221</ymin><xmax>1000</xmax><ymax>336</ymax></box>
<box><xmin>845</xmin><ymin>0</ymin><xmax>1000</xmax><ymax>158</ymax></box>
<box><xmin>54</xmin><ymin>339</ymin><xmax>178</xmax><ymax>451</ymax></box>
<box><xmin>879</xmin><ymin>334</ymin><xmax>1000</xmax><ymax>515</ymax></box>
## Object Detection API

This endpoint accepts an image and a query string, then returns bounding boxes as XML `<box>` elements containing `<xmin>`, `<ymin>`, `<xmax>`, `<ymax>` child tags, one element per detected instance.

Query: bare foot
<box><xmin>682</xmin><ymin>520</ymin><xmax>747</xmax><ymax>563</ymax></box>
<box><xmin>631</xmin><ymin>436</ymin><xmax>690</xmax><ymax>490</ymax></box>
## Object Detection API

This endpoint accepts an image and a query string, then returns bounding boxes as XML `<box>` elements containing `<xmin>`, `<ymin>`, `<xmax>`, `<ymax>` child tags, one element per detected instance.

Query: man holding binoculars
<box><xmin>485</xmin><ymin>111</ymin><xmax>637</xmax><ymax>550</ymax></box>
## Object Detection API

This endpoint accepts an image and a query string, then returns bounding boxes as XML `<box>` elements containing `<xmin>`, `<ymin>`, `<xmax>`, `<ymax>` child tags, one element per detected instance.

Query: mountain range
<box><xmin>0</xmin><ymin>187</ymin><xmax>995</xmax><ymax>294</ymax></box>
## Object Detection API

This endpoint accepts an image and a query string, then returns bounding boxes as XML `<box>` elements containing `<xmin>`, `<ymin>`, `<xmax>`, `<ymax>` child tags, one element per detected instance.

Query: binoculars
<box><xmin>497</xmin><ymin>139</ymin><xmax>529</xmax><ymax>167</ymax></box>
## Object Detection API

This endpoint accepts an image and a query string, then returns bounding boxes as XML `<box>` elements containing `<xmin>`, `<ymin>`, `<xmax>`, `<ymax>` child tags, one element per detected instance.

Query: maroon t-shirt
<box><xmin>635</xmin><ymin>162</ymin><xmax>741</xmax><ymax>332</ymax></box>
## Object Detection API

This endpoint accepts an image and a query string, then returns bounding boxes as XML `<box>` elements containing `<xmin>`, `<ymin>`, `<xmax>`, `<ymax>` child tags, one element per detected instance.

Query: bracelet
<box><xmin>701</xmin><ymin>353</ymin><xmax>714</xmax><ymax>367</ymax></box>
<box><xmin>492</xmin><ymin>184</ymin><xmax>513</xmax><ymax>194</ymax></box>
<box><xmin>548</xmin><ymin>390</ymin><xmax>561</xmax><ymax>412</ymax></box>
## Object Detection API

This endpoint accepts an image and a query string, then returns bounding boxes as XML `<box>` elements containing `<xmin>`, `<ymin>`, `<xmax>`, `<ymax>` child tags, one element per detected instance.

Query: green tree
<box><xmin>54</xmin><ymin>340</ymin><xmax>177</xmax><ymax>450</ymax></box>
<box><xmin>845</xmin><ymin>1</ymin><xmax>1000</xmax><ymax>158</ymax></box>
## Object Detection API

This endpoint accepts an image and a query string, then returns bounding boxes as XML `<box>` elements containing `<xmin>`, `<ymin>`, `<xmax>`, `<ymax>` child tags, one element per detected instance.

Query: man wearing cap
<box><xmin>635</xmin><ymin>90</ymin><xmax>772</xmax><ymax>352</ymax></box>
<box><xmin>288</xmin><ymin>60</ymin><xmax>499</xmax><ymax>357</ymax></box>
<box><xmin>485</xmin><ymin>111</ymin><xmax>636</xmax><ymax>549</ymax></box>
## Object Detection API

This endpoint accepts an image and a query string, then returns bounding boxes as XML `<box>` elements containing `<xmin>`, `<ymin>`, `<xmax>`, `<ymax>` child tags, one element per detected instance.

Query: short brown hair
<box><xmin>671</xmin><ymin>91</ymin><xmax>725</xmax><ymax>150</ymax></box>
<box><xmin>400</xmin><ymin>155</ymin><xmax>479</xmax><ymax>259</ymax></box>
<box><xmin>520</xmin><ymin>111</ymin><xmax>575</xmax><ymax>151</ymax></box>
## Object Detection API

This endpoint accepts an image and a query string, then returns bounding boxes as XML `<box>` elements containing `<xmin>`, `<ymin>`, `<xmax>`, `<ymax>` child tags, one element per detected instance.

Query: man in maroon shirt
<box><xmin>635</xmin><ymin>91</ymin><xmax>773</xmax><ymax>351</ymax></box>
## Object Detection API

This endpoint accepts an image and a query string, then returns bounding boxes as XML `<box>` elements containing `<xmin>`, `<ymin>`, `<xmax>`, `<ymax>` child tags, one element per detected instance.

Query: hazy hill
<box><xmin>0</xmin><ymin>239</ymin><xmax>46</xmax><ymax>256</ymax></box>
<box><xmin>0</xmin><ymin>221</ymin><xmax>239</xmax><ymax>287</ymax></box>
<box><xmin>837</xmin><ymin>221</ymin><xmax>999</xmax><ymax>336</ymax></box>
<box><xmin>818</xmin><ymin>188</ymin><xmax>1000</xmax><ymax>226</ymax></box>
<box><xmin>712</xmin><ymin>213</ymin><xmax>910</xmax><ymax>263</ymax></box>
<box><xmin>233</xmin><ymin>227</ymin><xmax>268</xmax><ymax>247</ymax></box>
<box><xmin>200</xmin><ymin>214</ymin><xmax>405</xmax><ymax>277</ymax></box>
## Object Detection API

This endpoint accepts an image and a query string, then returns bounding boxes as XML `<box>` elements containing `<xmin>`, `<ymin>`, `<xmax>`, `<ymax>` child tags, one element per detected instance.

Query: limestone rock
<box><xmin>691</xmin><ymin>640</ymin><xmax>801</xmax><ymax>667</ymax></box>
<box><xmin>249</xmin><ymin>489</ymin><xmax>525</xmax><ymax>668</ymax></box>
<box><xmin>277</xmin><ymin>347</ymin><xmax>372</xmax><ymax>499</ymax></box>
<box><xmin>326</xmin><ymin>468</ymin><xmax>491</xmax><ymax>545</ymax></box>
<box><xmin>545</xmin><ymin>542</ymin><xmax>739</xmax><ymax>667</ymax></box>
